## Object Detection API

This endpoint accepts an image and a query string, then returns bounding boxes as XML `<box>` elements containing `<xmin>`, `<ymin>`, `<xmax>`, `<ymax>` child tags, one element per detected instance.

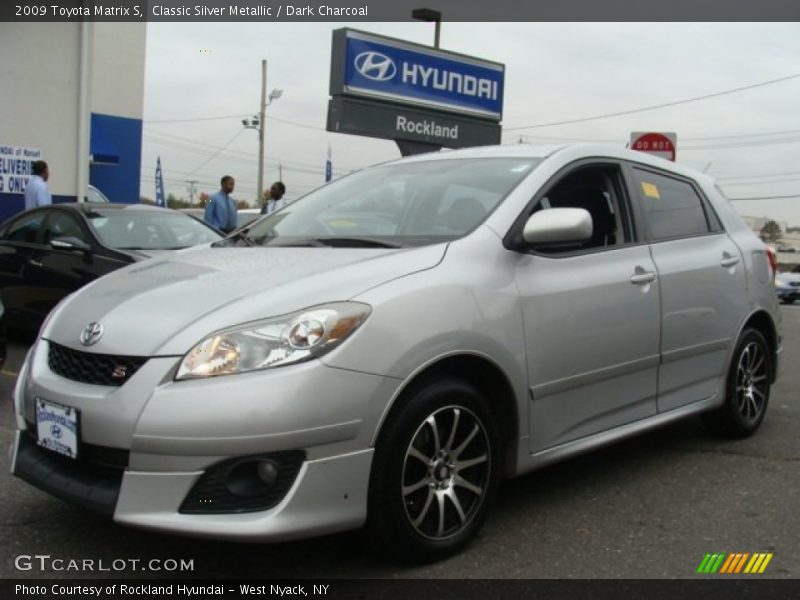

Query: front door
<box><xmin>512</xmin><ymin>163</ymin><xmax>662</xmax><ymax>453</ymax></box>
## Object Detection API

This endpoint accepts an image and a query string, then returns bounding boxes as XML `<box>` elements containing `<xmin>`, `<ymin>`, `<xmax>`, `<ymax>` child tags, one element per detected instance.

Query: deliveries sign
<box><xmin>0</xmin><ymin>145</ymin><xmax>42</xmax><ymax>194</ymax></box>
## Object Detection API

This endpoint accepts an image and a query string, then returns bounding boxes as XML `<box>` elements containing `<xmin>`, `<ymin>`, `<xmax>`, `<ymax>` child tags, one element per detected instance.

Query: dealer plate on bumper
<box><xmin>35</xmin><ymin>398</ymin><xmax>80</xmax><ymax>459</ymax></box>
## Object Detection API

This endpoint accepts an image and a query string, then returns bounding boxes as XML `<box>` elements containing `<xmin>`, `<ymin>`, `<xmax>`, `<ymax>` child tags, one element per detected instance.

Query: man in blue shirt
<box><xmin>24</xmin><ymin>161</ymin><xmax>52</xmax><ymax>210</ymax></box>
<box><xmin>204</xmin><ymin>175</ymin><xmax>238</xmax><ymax>234</ymax></box>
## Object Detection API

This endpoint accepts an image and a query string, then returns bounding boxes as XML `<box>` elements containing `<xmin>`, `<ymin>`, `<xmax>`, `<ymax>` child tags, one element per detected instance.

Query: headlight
<box><xmin>176</xmin><ymin>302</ymin><xmax>371</xmax><ymax>380</ymax></box>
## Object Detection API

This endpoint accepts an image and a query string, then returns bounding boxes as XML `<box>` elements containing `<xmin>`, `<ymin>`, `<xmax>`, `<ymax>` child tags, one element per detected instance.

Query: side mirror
<box><xmin>50</xmin><ymin>236</ymin><xmax>92</xmax><ymax>254</ymax></box>
<box><xmin>522</xmin><ymin>208</ymin><xmax>593</xmax><ymax>246</ymax></box>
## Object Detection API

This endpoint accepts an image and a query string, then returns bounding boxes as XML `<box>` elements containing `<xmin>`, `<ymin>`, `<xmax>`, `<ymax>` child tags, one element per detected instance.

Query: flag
<box><xmin>155</xmin><ymin>156</ymin><xmax>166</xmax><ymax>207</ymax></box>
<box><xmin>325</xmin><ymin>144</ymin><xmax>332</xmax><ymax>183</ymax></box>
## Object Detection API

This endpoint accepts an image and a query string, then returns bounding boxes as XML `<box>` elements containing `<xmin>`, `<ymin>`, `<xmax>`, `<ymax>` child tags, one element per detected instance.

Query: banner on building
<box><xmin>0</xmin><ymin>145</ymin><xmax>42</xmax><ymax>194</ymax></box>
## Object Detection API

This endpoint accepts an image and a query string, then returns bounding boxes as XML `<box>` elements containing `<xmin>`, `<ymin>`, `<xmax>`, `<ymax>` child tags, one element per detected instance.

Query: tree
<box><xmin>759</xmin><ymin>220</ymin><xmax>783</xmax><ymax>244</ymax></box>
<box><xmin>139</xmin><ymin>196</ymin><xmax>155</xmax><ymax>205</ymax></box>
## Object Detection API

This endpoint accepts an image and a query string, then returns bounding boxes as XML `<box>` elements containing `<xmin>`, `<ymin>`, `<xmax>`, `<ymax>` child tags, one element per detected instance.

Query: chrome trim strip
<box><xmin>530</xmin><ymin>354</ymin><xmax>660</xmax><ymax>399</ymax></box>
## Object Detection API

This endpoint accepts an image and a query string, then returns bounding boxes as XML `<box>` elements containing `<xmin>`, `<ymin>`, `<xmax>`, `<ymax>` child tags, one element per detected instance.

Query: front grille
<box><xmin>48</xmin><ymin>342</ymin><xmax>147</xmax><ymax>386</ymax></box>
<box><xmin>181</xmin><ymin>451</ymin><xmax>305</xmax><ymax>514</ymax></box>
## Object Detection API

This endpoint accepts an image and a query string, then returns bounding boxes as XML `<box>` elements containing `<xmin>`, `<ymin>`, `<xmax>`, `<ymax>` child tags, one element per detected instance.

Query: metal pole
<box><xmin>257</xmin><ymin>59</ymin><xmax>267</xmax><ymax>207</ymax></box>
<box><xmin>434</xmin><ymin>20</ymin><xmax>440</xmax><ymax>49</ymax></box>
<box><xmin>77</xmin><ymin>20</ymin><xmax>92</xmax><ymax>202</ymax></box>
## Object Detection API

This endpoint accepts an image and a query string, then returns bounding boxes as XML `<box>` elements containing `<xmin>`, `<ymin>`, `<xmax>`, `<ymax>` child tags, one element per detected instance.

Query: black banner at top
<box><xmin>2</xmin><ymin>0</ymin><xmax>800</xmax><ymax>22</ymax></box>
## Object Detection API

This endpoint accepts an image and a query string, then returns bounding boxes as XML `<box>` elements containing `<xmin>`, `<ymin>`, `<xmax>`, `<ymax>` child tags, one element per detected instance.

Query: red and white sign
<box><xmin>629</xmin><ymin>132</ymin><xmax>677</xmax><ymax>162</ymax></box>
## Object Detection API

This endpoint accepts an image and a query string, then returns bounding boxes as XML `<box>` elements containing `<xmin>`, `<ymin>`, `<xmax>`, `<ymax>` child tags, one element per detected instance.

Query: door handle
<box><xmin>720</xmin><ymin>256</ymin><xmax>740</xmax><ymax>268</ymax></box>
<box><xmin>28</xmin><ymin>259</ymin><xmax>43</xmax><ymax>268</ymax></box>
<box><xmin>630</xmin><ymin>271</ymin><xmax>656</xmax><ymax>285</ymax></box>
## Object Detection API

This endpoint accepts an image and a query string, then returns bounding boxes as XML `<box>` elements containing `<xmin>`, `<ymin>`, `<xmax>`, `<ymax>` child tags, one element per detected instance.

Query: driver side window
<box><xmin>527</xmin><ymin>165</ymin><xmax>632</xmax><ymax>254</ymax></box>
<box><xmin>42</xmin><ymin>213</ymin><xmax>88</xmax><ymax>246</ymax></box>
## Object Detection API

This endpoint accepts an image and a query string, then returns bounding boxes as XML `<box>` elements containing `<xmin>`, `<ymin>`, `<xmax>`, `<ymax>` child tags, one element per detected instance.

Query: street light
<box><xmin>412</xmin><ymin>8</ymin><xmax>442</xmax><ymax>48</ymax></box>
<box><xmin>243</xmin><ymin>60</ymin><xmax>283</xmax><ymax>206</ymax></box>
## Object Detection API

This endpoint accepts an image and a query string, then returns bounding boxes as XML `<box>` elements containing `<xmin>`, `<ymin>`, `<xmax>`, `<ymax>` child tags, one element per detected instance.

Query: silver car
<box><xmin>10</xmin><ymin>144</ymin><xmax>781</xmax><ymax>562</ymax></box>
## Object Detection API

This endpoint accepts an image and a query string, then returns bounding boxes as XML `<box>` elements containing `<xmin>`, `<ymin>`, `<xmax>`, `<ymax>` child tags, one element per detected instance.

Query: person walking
<box><xmin>204</xmin><ymin>175</ymin><xmax>238</xmax><ymax>234</ymax></box>
<box><xmin>261</xmin><ymin>181</ymin><xmax>287</xmax><ymax>216</ymax></box>
<box><xmin>24</xmin><ymin>160</ymin><xmax>52</xmax><ymax>210</ymax></box>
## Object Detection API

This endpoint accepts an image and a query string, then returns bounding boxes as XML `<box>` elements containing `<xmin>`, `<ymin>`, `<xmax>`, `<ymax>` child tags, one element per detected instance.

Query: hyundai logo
<box><xmin>50</xmin><ymin>424</ymin><xmax>62</xmax><ymax>439</ymax></box>
<box><xmin>80</xmin><ymin>321</ymin><xmax>104</xmax><ymax>346</ymax></box>
<box><xmin>354</xmin><ymin>51</ymin><xmax>397</xmax><ymax>81</ymax></box>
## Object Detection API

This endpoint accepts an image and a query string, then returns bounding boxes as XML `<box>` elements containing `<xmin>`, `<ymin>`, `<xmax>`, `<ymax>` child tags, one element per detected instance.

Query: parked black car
<box><xmin>0</xmin><ymin>203</ymin><xmax>222</xmax><ymax>334</ymax></box>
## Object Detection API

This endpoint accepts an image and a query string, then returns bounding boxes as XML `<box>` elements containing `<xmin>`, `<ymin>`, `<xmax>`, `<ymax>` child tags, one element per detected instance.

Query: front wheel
<box><xmin>367</xmin><ymin>378</ymin><xmax>500</xmax><ymax>563</ymax></box>
<box><xmin>703</xmin><ymin>328</ymin><xmax>771</xmax><ymax>438</ymax></box>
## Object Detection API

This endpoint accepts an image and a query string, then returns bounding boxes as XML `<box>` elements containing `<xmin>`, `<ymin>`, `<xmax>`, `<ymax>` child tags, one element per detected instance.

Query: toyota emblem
<box><xmin>80</xmin><ymin>322</ymin><xmax>104</xmax><ymax>346</ymax></box>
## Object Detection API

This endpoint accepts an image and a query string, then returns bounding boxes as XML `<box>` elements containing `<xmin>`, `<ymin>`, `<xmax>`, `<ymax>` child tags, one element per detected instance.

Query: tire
<box><xmin>703</xmin><ymin>328</ymin><xmax>771</xmax><ymax>438</ymax></box>
<box><xmin>367</xmin><ymin>378</ymin><xmax>500</xmax><ymax>563</ymax></box>
<box><xmin>782</xmin><ymin>298</ymin><xmax>795</xmax><ymax>305</ymax></box>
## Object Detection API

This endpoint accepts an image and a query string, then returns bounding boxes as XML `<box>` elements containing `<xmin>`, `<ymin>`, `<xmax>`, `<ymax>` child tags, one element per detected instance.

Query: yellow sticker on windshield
<box><xmin>641</xmin><ymin>182</ymin><xmax>660</xmax><ymax>199</ymax></box>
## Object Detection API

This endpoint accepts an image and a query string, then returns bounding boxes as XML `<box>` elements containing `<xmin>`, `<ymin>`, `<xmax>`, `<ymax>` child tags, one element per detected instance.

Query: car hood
<box><xmin>43</xmin><ymin>244</ymin><xmax>446</xmax><ymax>356</ymax></box>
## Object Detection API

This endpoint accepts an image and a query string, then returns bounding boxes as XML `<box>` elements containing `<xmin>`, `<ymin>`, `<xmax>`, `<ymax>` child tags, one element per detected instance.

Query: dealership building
<box><xmin>0</xmin><ymin>23</ymin><xmax>145</xmax><ymax>223</ymax></box>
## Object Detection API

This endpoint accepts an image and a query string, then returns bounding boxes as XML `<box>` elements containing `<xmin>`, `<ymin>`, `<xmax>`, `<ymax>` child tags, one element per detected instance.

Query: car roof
<box><xmin>51</xmin><ymin>203</ymin><xmax>183</xmax><ymax>215</ymax></box>
<box><xmin>383</xmin><ymin>143</ymin><xmax>717</xmax><ymax>188</ymax></box>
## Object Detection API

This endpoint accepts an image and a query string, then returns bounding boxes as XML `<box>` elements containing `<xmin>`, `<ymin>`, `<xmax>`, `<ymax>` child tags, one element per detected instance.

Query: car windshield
<box><xmin>238</xmin><ymin>157</ymin><xmax>540</xmax><ymax>248</ymax></box>
<box><xmin>86</xmin><ymin>210</ymin><xmax>222</xmax><ymax>250</ymax></box>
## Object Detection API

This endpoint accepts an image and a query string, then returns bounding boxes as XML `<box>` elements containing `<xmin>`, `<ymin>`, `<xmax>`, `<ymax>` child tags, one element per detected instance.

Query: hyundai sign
<box><xmin>330</xmin><ymin>29</ymin><xmax>505</xmax><ymax>121</ymax></box>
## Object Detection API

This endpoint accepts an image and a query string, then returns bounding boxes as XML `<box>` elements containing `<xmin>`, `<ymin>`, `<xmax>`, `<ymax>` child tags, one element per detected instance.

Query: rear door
<box><xmin>628</xmin><ymin>165</ymin><xmax>747</xmax><ymax>412</ymax></box>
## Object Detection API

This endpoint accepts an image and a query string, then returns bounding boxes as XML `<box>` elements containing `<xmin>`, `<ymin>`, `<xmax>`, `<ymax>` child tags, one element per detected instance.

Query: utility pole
<box><xmin>278</xmin><ymin>163</ymin><xmax>283</xmax><ymax>181</ymax></box>
<box><xmin>257</xmin><ymin>59</ymin><xmax>267</xmax><ymax>207</ymax></box>
<box><xmin>186</xmin><ymin>180</ymin><xmax>198</xmax><ymax>205</ymax></box>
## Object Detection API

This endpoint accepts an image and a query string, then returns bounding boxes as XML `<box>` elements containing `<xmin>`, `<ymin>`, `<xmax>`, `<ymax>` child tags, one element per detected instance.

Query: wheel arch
<box><xmin>372</xmin><ymin>353</ymin><xmax>521</xmax><ymax>477</ymax></box>
<box><xmin>741</xmin><ymin>309</ymin><xmax>779</xmax><ymax>383</ymax></box>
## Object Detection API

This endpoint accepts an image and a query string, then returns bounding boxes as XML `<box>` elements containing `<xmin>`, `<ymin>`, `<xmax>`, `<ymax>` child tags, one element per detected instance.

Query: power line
<box><xmin>185</xmin><ymin>129</ymin><xmax>247</xmax><ymax>176</ymax></box>
<box><xmin>144</xmin><ymin>113</ymin><xmax>250</xmax><ymax>124</ymax></box>
<box><xmin>504</xmin><ymin>72</ymin><xmax>800</xmax><ymax>131</ymax></box>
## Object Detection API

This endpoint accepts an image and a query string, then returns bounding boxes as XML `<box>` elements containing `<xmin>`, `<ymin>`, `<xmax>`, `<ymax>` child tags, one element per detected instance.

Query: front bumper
<box><xmin>11</xmin><ymin>339</ymin><xmax>399</xmax><ymax>541</ymax></box>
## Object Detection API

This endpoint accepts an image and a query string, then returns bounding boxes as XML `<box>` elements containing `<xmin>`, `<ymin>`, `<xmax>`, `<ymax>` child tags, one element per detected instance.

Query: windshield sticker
<box><xmin>641</xmin><ymin>181</ymin><xmax>660</xmax><ymax>199</ymax></box>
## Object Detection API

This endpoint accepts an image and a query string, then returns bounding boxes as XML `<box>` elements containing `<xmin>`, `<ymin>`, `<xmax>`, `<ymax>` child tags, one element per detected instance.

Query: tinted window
<box><xmin>43</xmin><ymin>212</ymin><xmax>87</xmax><ymax>244</ymax></box>
<box><xmin>4</xmin><ymin>212</ymin><xmax>46</xmax><ymax>244</ymax></box>
<box><xmin>633</xmin><ymin>169</ymin><xmax>710</xmax><ymax>241</ymax></box>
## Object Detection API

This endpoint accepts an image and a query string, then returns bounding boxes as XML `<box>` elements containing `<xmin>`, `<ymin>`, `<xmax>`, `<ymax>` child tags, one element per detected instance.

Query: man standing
<box><xmin>204</xmin><ymin>175</ymin><xmax>238</xmax><ymax>234</ymax></box>
<box><xmin>24</xmin><ymin>160</ymin><xmax>51</xmax><ymax>210</ymax></box>
<box><xmin>261</xmin><ymin>181</ymin><xmax>287</xmax><ymax>215</ymax></box>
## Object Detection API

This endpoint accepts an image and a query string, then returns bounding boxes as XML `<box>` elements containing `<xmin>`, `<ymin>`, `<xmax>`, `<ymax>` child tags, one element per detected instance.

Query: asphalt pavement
<box><xmin>1</xmin><ymin>307</ymin><xmax>798</xmax><ymax>579</ymax></box>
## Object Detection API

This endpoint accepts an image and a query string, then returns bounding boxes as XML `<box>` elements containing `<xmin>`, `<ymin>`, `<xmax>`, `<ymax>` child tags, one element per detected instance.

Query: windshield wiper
<box><xmin>300</xmin><ymin>237</ymin><xmax>404</xmax><ymax>249</ymax></box>
<box><xmin>213</xmin><ymin>231</ymin><xmax>257</xmax><ymax>247</ymax></box>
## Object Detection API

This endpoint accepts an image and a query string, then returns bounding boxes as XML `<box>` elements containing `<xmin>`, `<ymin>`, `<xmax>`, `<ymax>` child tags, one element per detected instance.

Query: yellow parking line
<box><xmin>1</xmin><ymin>369</ymin><xmax>18</xmax><ymax>377</ymax></box>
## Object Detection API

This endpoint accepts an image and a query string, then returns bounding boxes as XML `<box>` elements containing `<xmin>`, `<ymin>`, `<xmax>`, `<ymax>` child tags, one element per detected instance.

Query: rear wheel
<box><xmin>368</xmin><ymin>378</ymin><xmax>500</xmax><ymax>562</ymax></box>
<box><xmin>703</xmin><ymin>328</ymin><xmax>771</xmax><ymax>438</ymax></box>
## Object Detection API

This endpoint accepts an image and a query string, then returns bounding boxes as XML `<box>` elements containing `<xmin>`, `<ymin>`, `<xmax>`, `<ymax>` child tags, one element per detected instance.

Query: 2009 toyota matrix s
<box><xmin>10</xmin><ymin>144</ymin><xmax>781</xmax><ymax>562</ymax></box>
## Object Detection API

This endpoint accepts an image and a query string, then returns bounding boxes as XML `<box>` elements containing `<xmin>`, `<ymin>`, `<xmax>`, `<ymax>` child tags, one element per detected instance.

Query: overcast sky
<box><xmin>141</xmin><ymin>22</ymin><xmax>800</xmax><ymax>225</ymax></box>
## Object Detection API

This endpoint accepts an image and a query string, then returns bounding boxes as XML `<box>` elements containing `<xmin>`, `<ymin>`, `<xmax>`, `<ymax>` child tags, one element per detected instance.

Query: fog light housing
<box><xmin>180</xmin><ymin>451</ymin><xmax>305</xmax><ymax>514</ymax></box>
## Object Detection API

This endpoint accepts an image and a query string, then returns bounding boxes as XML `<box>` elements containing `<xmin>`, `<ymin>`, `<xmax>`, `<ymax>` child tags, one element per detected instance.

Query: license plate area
<box><xmin>35</xmin><ymin>398</ymin><xmax>80</xmax><ymax>459</ymax></box>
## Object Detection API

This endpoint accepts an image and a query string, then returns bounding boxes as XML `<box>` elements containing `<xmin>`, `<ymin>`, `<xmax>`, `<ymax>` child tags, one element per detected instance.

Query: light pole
<box><xmin>243</xmin><ymin>59</ymin><xmax>282</xmax><ymax>207</ymax></box>
<box><xmin>412</xmin><ymin>8</ymin><xmax>442</xmax><ymax>48</ymax></box>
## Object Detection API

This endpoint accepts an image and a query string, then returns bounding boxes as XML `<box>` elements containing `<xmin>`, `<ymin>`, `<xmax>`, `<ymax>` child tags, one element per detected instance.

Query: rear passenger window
<box><xmin>633</xmin><ymin>169</ymin><xmax>711</xmax><ymax>241</ymax></box>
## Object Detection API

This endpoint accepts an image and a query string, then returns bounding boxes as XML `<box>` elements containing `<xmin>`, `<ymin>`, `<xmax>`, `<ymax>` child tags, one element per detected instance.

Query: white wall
<box><xmin>0</xmin><ymin>23</ymin><xmax>80</xmax><ymax>197</ymax></box>
<box><xmin>91</xmin><ymin>24</ymin><xmax>146</xmax><ymax>119</ymax></box>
